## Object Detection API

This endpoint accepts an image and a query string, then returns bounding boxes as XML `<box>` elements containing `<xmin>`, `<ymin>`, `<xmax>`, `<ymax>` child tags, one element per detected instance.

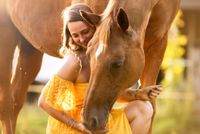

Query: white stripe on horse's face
<box><xmin>95</xmin><ymin>41</ymin><xmax>105</xmax><ymax>60</ymax></box>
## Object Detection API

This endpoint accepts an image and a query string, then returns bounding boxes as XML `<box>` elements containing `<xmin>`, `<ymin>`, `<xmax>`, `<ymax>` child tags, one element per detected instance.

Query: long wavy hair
<box><xmin>60</xmin><ymin>3</ymin><xmax>94</xmax><ymax>57</ymax></box>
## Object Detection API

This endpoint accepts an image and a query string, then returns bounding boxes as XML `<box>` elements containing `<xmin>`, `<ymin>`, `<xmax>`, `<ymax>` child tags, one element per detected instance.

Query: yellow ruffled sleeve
<box><xmin>41</xmin><ymin>75</ymin><xmax>75</xmax><ymax>111</ymax></box>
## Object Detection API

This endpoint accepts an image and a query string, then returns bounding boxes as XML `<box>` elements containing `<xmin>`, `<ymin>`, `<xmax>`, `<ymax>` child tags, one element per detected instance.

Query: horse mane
<box><xmin>96</xmin><ymin>0</ymin><xmax>125</xmax><ymax>45</ymax></box>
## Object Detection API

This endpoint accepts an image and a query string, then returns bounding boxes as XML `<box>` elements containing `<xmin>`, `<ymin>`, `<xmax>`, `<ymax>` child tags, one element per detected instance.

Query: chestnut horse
<box><xmin>0</xmin><ymin>0</ymin><xmax>179</xmax><ymax>134</ymax></box>
<box><xmin>80</xmin><ymin>0</ymin><xmax>180</xmax><ymax>133</ymax></box>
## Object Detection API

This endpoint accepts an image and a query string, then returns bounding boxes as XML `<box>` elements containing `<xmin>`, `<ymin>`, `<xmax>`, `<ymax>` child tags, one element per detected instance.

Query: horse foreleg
<box><xmin>141</xmin><ymin>34</ymin><xmax>168</xmax><ymax>87</ymax></box>
<box><xmin>0</xmin><ymin>85</ymin><xmax>14</xmax><ymax>134</ymax></box>
<box><xmin>140</xmin><ymin>1</ymin><xmax>179</xmax><ymax>132</ymax></box>
<box><xmin>11</xmin><ymin>39</ymin><xmax>43</xmax><ymax>131</ymax></box>
<box><xmin>0</xmin><ymin>55</ymin><xmax>14</xmax><ymax>134</ymax></box>
<box><xmin>0</xmin><ymin>14</ymin><xmax>18</xmax><ymax>134</ymax></box>
<box><xmin>141</xmin><ymin>33</ymin><xmax>168</xmax><ymax>134</ymax></box>
<box><xmin>141</xmin><ymin>0</ymin><xmax>179</xmax><ymax>88</ymax></box>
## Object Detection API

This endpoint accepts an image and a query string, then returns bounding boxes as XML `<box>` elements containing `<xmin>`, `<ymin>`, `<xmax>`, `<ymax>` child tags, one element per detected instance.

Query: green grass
<box><xmin>1</xmin><ymin>91</ymin><xmax>200</xmax><ymax>134</ymax></box>
<box><xmin>153</xmin><ymin>90</ymin><xmax>200</xmax><ymax>134</ymax></box>
<box><xmin>16</xmin><ymin>102</ymin><xmax>48</xmax><ymax>134</ymax></box>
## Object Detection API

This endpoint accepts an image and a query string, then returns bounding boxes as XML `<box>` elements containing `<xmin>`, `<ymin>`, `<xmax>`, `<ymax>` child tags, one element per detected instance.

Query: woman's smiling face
<box><xmin>68</xmin><ymin>21</ymin><xmax>95</xmax><ymax>48</ymax></box>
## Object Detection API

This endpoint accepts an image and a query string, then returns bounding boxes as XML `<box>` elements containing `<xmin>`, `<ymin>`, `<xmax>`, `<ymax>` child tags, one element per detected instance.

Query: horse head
<box><xmin>80</xmin><ymin>2</ymin><xmax>145</xmax><ymax>132</ymax></box>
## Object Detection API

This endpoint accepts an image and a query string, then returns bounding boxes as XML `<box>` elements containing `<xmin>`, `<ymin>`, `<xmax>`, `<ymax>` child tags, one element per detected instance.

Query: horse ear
<box><xmin>117</xmin><ymin>8</ymin><xmax>129</xmax><ymax>31</ymax></box>
<box><xmin>80</xmin><ymin>10</ymin><xmax>101</xmax><ymax>26</ymax></box>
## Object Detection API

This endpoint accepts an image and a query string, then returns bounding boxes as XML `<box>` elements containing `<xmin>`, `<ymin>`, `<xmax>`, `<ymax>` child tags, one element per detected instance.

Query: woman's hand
<box><xmin>75</xmin><ymin>122</ymin><xmax>93</xmax><ymax>134</ymax></box>
<box><xmin>127</xmin><ymin>85</ymin><xmax>162</xmax><ymax>101</ymax></box>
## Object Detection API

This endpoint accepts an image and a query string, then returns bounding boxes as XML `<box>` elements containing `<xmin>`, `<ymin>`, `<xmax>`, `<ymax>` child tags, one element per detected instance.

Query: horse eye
<box><xmin>111</xmin><ymin>60</ymin><xmax>124</xmax><ymax>69</ymax></box>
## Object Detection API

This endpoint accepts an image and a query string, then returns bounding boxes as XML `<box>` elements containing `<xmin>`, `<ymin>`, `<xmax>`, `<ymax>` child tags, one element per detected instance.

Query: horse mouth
<box><xmin>83</xmin><ymin>114</ymin><xmax>108</xmax><ymax>132</ymax></box>
<box><xmin>91</xmin><ymin>128</ymin><xmax>109</xmax><ymax>134</ymax></box>
<box><xmin>83</xmin><ymin>105</ymin><xmax>111</xmax><ymax>133</ymax></box>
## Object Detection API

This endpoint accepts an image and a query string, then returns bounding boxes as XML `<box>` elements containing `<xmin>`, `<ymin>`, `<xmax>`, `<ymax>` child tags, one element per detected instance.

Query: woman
<box><xmin>38</xmin><ymin>3</ymin><xmax>161</xmax><ymax>134</ymax></box>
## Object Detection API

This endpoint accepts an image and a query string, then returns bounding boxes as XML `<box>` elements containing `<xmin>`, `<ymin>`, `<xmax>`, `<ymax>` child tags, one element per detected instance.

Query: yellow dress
<box><xmin>42</xmin><ymin>75</ymin><xmax>132</xmax><ymax>134</ymax></box>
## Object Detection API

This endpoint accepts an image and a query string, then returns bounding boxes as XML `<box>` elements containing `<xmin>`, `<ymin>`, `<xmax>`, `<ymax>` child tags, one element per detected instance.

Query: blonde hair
<box><xmin>59</xmin><ymin>3</ymin><xmax>93</xmax><ymax>57</ymax></box>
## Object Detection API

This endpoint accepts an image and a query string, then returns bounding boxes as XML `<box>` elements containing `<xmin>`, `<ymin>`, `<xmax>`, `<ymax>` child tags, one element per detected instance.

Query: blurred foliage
<box><xmin>153</xmin><ymin>11</ymin><xmax>199</xmax><ymax>134</ymax></box>
<box><xmin>161</xmin><ymin>11</ymin><xmax>187</xmax><ymax>90</ymax></box>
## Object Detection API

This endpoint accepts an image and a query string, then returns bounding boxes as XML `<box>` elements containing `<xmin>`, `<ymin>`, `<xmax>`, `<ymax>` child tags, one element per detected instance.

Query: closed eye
<box><xmin>81</xmin><ymin>28</ymin><xmax>90</xmax><ymax>35</ymax></box>
<box><xmin>71</xmin><ymin>33</ymin><xmax>79</xmax><ymax>38</ymax></box>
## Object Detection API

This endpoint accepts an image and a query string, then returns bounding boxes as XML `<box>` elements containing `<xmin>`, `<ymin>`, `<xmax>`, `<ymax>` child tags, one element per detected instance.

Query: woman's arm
<box><xmin>38</xmin><ymin>53</ymin><xmax>92</xmax><ymax>134</ymax></box>
<box><xmin>118</xmin><ymin>85</ymin><xmax>162</xmax><ymax>102</ymax></box>
<box><xmin>38</xmin><ymin>96</ymin><xmax>77</xmax><ymax>127</ymax></box>
<box><xmin>38</xmin><ymin>95</ymin><xmax>92</xmax><ymax>134</ymax></box>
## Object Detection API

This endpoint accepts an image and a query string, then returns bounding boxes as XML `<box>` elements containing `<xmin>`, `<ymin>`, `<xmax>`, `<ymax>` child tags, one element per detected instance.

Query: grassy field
<box><xmin>1</xmin><ymin>90</ymin><xmax>200</xmax><ymax>134</ymax></box>
<box><xmin>0</xmin><ymin>101</ymin><xmax>47</xmax><ymax>134</ymax></box>
<box><xmin>16</xmin><ymin>103</ymin><xmax>48</xmax><ymax>134</ymax></box>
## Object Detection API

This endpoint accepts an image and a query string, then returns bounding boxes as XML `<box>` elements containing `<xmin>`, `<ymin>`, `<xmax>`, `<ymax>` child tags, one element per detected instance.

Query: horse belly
<box><xmin>6</xmin><ymin>0</ymin><xmax>108</xmax><ymax>56</ymax></box>
<box><xmin>6</xmin><ymin>0</ymin><xmax>73</xmax><ymax>56</ymax></box>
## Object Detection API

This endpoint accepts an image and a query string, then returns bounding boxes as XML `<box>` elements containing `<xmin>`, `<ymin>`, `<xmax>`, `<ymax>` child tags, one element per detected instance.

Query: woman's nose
<box><xmin>79</xmin><ymin>35</ymin><xmax>86</xmax><ymax>43</ymax></box>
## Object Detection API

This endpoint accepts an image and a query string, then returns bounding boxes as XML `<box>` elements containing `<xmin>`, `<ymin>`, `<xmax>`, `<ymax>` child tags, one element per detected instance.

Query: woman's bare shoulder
<box><xmin>56</xmin><ymin>52</ymin><xmax>81</xmax><ymax>82</ymax></box>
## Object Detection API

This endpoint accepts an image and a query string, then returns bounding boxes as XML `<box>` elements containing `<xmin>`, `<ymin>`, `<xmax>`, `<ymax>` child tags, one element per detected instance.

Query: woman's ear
<box><xmin>79</xmin><ymin>10</ymin><xmax>101</xmax><ymax>26</ymax></box>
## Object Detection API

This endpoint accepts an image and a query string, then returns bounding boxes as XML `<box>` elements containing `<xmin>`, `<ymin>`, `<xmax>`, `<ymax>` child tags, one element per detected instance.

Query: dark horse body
<box><xmin>0</xmin><ymin>0</ymin><xmax>179</xmax><ymax>133</ymax></box>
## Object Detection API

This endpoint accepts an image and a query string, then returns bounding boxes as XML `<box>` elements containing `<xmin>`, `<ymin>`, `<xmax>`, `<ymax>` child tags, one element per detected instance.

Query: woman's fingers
<box><xmin>137</xmin><ymin>85</ymin><xmax>163</xmax><ymax>100</ymax></box>
<box><xmin>96</xmin><ymin>129</ymin><xmax>109</xmax><ymax>134</ymax></box>
<box><xmin>151</xmin><ymin>89</ymin><xmax>161</xmax><ymax>94</ymax></box>
<box><xmin>146</xmin><ymin>85</ymin><xmax>162</xmax><ymax>89</ymax></box>
<box><xmin>146</xmin><ymin>85</ymin><xmax>162</xmax><ymax>99</ymax></box>
<box><xmin>84</xmin><ymin>129</ymin><xmax>93</xmax><ymax>134</ymax></box>
<box><xmin>149</xmin><ymin>89</ymin><xmax>161</xmax><ymax>98</ymax></box>
<box><xmin>149</xmin><ymin>92</ymin><xmax>159</xmax><ymax>97</ymax></box>
<box><xmin>149</xmin><ymin>85</ymin><xmax>162</xmax><ymax>93</ymax></box>
<box><xmin>78</xmin><ymin>123</ymin><xmax>93</xmax><ymax>134</ymax></box>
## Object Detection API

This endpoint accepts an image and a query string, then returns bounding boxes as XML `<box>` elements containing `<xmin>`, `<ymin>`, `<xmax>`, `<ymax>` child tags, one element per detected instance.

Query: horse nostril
<box><xmin>90</xmin><ymin>116</ymin><xmax>99</xmax><ymax>129</ymax></box>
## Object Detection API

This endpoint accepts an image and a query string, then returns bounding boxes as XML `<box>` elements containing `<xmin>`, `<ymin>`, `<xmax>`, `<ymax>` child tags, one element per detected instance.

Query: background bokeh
<box><xmin>1</xmin><ymin>0</ymin><xmax>200</xmax><ymax>134</ymax></box>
